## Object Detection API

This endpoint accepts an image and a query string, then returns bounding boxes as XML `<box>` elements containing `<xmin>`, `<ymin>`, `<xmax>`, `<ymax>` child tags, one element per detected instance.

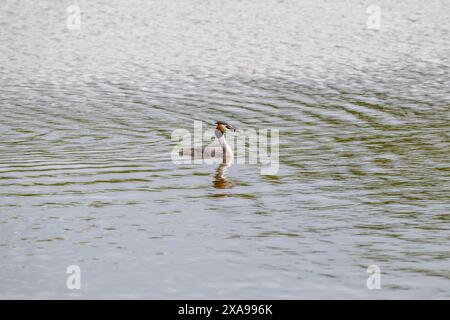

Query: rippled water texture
<box><xmin>0</xmin><ymin>0</ymin><xmax>449</xmax><ymax>298</ymax></box>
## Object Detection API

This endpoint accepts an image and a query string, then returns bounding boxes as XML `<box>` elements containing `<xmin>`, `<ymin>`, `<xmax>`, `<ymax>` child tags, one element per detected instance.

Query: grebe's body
<box><xmin>179</xmin><ymin>121</ymin><xmax>236</xmax><ymax>164</ymax></box>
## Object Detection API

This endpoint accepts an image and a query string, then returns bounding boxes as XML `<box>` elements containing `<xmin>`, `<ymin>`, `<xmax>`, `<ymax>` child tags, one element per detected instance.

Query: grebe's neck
<box><xmin>215</xmin><ymin>129</ymin><xmax>233</xmax><ymax>164</ymax></box>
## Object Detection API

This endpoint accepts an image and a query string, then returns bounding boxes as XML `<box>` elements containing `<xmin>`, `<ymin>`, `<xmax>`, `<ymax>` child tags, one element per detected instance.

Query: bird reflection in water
<box><xmin>213</xmin><ymin>163</ymin><xmax>233</xmax><ymax>189</ymax></box>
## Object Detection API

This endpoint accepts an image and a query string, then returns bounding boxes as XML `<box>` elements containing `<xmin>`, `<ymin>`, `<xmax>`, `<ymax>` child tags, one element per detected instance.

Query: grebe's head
<box><xmin>215</xmin><ymin>121</ymin><xmax>236</xmax><ymax>133</ymax></box>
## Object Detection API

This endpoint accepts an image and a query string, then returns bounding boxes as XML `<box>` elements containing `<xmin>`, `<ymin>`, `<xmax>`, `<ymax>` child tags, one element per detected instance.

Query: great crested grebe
<box><xmin>178</xmin><ymin>121</ymin><xmax>237</xmax><ymax>165</ymax></box>
<box><xmin>176</xmin><ymin>121</ymin><xmax>237</xmax><ymax>189</ymax></box>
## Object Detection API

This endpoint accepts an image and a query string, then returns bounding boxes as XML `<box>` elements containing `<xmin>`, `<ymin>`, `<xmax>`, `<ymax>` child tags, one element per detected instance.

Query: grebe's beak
<box><xmin>225</xmin><ymin>124</ymin><xmax>237</xmax><ymax>132</ymax></box>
